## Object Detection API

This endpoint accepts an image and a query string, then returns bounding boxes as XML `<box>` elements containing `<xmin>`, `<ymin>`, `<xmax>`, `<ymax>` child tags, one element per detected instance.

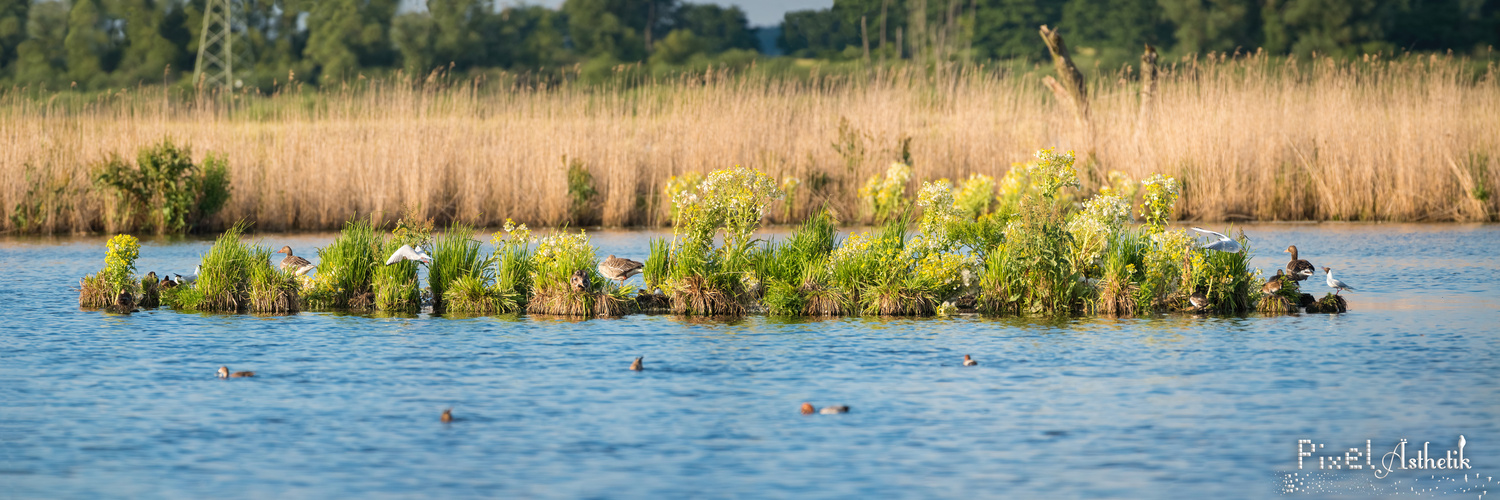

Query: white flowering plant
<box><xmin>1066</xmin><ymin>193</ymin><xmax>1131</xmax><ymax>275</ymax></box>
<box><xmin>858</xmin><ymin>162</ymin><xmax>912</xmax><ymax>224</ymax></box>
<box><xmin>954</xmin><ymin>173</ymin><xmax>997</xmax><ymax>218</ymax></box>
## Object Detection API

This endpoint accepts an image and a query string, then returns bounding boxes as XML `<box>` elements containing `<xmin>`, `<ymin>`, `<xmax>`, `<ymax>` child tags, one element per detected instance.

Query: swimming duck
<box><xmin>1190</xmin><ymin>227</ymin><xmax>1243</xmax><ymax>253</ymax></box>
<box><xmin>800</xmin><ymin>403</ymin><xmax>816</xmax><ymax>415</ymax></box>
<box><xmin>570</xmin><ymin>269</ymin><xmax>590</xmax><ymax>292</ymax></box>
<box><xmin>1284</xmin><ymin>246</ymin><xmax>1315</xmax><ymax>282</ymax></box>
<box><xmin>1261</xmin><ymin>269</ymin><xmax>1285</xmax><ymax>294</ymax></box>
<box><xmin>963</xmin><ymin>354</ymin><xmax>978</xmax><ymax>366</ymax></box>
<box><xmin>598</xmin><ymin>255</ymin><xmax>645</xmax><ymax>284</ymax></box>
<box><xmin>629</xmin><ymin>356</ymin><xmax>644</xmax><ymax>371</ymax></box>
<box><xmin>384</xmin><ymin>245</ymin><xmax>432</xmax><ymax>265</ymax></box>
<box><xmin>1189</xmin><ymin>291</ymin><xmax>1209</xmax><ymax>311</ymax></box>
<box><xmin>441</xmin><ymin>408</ymin><xmax>453</xmax><ymax>423</ymax></box>
<box><xmin>819</xmin><ymin>405</ymin><xmax>850</xmax><ymax>415</ymax></box>
<box><xmin>217</xmin><ymin>366</ymin><xmax>255</xmax><ymax>378</ymax></box>
<box><xmin>275</xmin><ymin>246</ymin><xmax>317</xmax><ymax>275</ymax></box>
<box><xmin>1323</xmin><ymin>267</ymin><xmax>1355</xmax><ymax>295</ymax></box>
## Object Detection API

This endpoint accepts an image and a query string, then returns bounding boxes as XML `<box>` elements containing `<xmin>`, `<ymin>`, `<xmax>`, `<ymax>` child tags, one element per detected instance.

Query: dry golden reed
<box><xmin>2</xmin><ymin>53</ymin><xmax>1496</xmax><ymax>233</ymax></box>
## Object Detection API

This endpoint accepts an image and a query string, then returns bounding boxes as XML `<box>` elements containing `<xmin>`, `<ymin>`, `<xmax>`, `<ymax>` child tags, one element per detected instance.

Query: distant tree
<box><xmin>1059</xmin><ymin>0</ymin><xmax>1171</xmax><ymax>60</ymax></box>
<box><xmin>428</xmin><ymin>0</ymin><xmax>486</xmax><ymax>69</ymax></box>
<box><xmin>562</xmin><ymin>0</ymin><xmax>674</xmax><ymax>61</ymax></box>
<box><xmin>11</xmin><ymin>0</ymin><xmax>69</xmax><ymax>86</ymax></box>
<box><xmin>672</xmin><ymin>3</ymin><xmax>757</xmax><ymax>54</ymax></box>
<box><xmin>0</xmin><ymin>0</ymin><xmax>25</xmax><ymax>74</ymax></box>
<box><xmin>649</xmin><ymin>28</ymin><xmax>701</xmax><ymax>65</ymax></box>
<box><xmin>114</xmin><ymin>0</ymin><xmax>181</xmax><ymax>85</ymax></box>
<box><xmin>1262</xmin><ymin>0</ymin><xmax>1395</xmax><ymax>57</ymax></box>
<box><xmin>778</xmin><ymin>9</ymin><xmax>850</xmax><ymax>57</ymax></box>
<box><xmin>302</xmin><ymin>0</ymin><xmax>397</xmax><ymax>84</ymax></box>
<box><xmin>486</xmin><ymin>5</ymin><xmax>570</xmax><ymax>69</ymax></box>
<box><xmin>1157</xmin><ymin>0</ymin><xmax>1260</xmax><ymax>55</ymax></box>
<box><xmin>392</xmin><ymin>12</ymin><xmax>435</xmax><ymax>75</ymax></box>
<box><xmin>971</xmin><ymin>0</ymin><xmax>1065</xmax><ymax>61</ymax></box>
<box><xmin>1384</xmin><ymin>0</ymin><xmax>1500</xmax><ymax>54</ymax></box>
<box><xmin>66</xmin><ymin>0</ymin><xmax>114</xmax><ymax>87</ymax></box>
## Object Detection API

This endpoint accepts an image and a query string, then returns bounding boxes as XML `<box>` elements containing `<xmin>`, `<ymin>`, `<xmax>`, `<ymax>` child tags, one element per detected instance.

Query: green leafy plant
<box><xmin>92</xmin><ymin>139</ymin><xmax>232</xmax><ymax>234</ymax></box>
<box><xmin>305</xmin><ymin>218</ymin><xmax>382</xmax><ymax>310</ymax></box>
<box><xmin>857</xmin><ymin>162</ymin><xmax>911</xmax><ymax>224</ymax></box>
<box><xmin>527</xmin><ymin>229</ymin><xmax>603</xmax><ymax>316</ymax></box>
<box><xmin>374</xmin><ymin>207</ymin><xmax>433</xmax><ymax>313</ymax></box>
<box><xmin>429</xmin><ymin>223</ymin><xmax>487</xmax><ymax>313</ymax></box>
<box><xmin>565</xmin><ymin>156</ymin><xmax>598</xmax><ymax>226</ymax></box>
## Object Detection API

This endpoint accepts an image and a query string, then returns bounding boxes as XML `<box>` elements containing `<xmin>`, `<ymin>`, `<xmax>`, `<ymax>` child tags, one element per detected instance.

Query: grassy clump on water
<box><xmin>430</xmin><ymin>223</ymin><xmax>487</xmax><ymax>314</ymax></box>
<box><xmin>527</xmin><ymin>229</ymin><xmax>604</xmax><ymax>316</ymax></box>
<box><xmin>305</xmin><ymin>218</ymin><xmax>382</xmax><ymax>310</ymax></box>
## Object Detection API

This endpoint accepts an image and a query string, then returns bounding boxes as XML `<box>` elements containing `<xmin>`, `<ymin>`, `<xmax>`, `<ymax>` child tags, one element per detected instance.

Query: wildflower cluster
<box><xmin>827</xmin><ymin>230</ymin><xmax>902</xmax><ymax>284</ymax></box>
<box><xmin>489</xmin><ymin>218</ymin><xmax>534</xmax><ymax>252</ymax></box>
<box><xmin>1140</xmin><ymin>173</ymin><xmax>1179</xmax><ymax>232</ymax></box>
<box><xmin>915</xmin><ymin>180</ymin><xmax>965</xmax><ymax>253</ymax></box>
<box><xmin>1066</xmin><ymin>193</ymin><xmax>1131</xmax><ymax>273</ymax></box>
<box><xmin>1101</xmin><ymin>171</ymin><xmax>1138</xmax><ymax>202</ymax></box>
<box><xmin>914</xmin><ymin>251</ymin><xmax>977</xmax><ymax>293</ymax></box>
<box><xmin>858</xmin><ymin>162</ymin><xmax>912</xmax><ymax>223</ymax></box>
<box><xmin>1025</xmin><ymin>149</ymin><xmax>1081</xmax><ymax>199</ymax></box>
<box><xmin>664</xmin><ymin>171</ymin><xmax>705</xmax><ymax>225</ymax></box>
<box><xmin>672</xmin><ymin>166</ymin><xmax>783</xmax><ymax>253</ymax></box>
<box><xmin>103</xmin><ymin>234</ymin><xmax>141</xmax><ymax>296</ymax></box>
<box><xmin>953</xmin><ymin>173</ymin><xmax>997</xmax><ymax>217</ymax></box>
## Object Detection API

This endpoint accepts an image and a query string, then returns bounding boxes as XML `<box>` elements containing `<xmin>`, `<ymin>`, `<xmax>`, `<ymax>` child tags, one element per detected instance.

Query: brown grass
<box><xmin>3</xmin><ymin>54</ymin><xmax>1497</xmax><ymax>233</ymax></box>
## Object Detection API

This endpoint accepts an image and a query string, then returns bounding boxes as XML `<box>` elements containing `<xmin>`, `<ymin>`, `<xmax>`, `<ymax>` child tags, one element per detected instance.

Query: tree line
<box><xmin>0</xmin><ymin>0</ymin><xmax>1495</xmax><ymax>91</ymax></box>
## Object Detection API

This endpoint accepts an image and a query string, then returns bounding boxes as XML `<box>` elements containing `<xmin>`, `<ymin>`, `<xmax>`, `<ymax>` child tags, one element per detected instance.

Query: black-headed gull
<box><xmin>1323</xmin><ymin>267</ymin><xmax>1355</xmax><ymax>295</ymax></box>
<box><xmin>384</xmin><ymin>245</ymin><xmax>432</xmax><ymax>265</ymax></box>
<box><xmin>1190</xmin><ymin>227</ymin><xmax>1243</xmax><ymax>253</ymax></box>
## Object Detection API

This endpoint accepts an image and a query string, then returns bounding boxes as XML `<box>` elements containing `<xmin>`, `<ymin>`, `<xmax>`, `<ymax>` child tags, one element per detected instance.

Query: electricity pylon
<box><xmin>193</xmin><ymin>0</ymin><xmax>252</xmax><ymax>89</ymax></box>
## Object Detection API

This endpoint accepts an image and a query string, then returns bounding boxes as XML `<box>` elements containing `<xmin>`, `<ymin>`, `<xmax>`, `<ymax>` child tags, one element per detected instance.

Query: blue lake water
<box><xmin>1</xmin><ymin>223</ymin><xmax>1498</xmax><ymax>498</ymax></box>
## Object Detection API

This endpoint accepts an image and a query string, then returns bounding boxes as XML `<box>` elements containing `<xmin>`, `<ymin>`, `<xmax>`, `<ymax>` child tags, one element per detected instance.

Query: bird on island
<box><xmin>110</xmin><ymin>291</ymin><xmax>138</xmax><ymax>313</ymax></box>
<box><xmin>441</xmin><ymin>408</ymin><xmax>453</xmax><ymax>423</ymax></box>
<box><xmin>800</xmin><ymin>403</ymin><xmax>816</xmax><ymax>415</ymax></box>
<box><xmin>175</xmin><ymin>265</ymin><xmax>200</xmax><ymax>285</ymax></box>
<box><xmin>384</xmin><ymin>245</ymin><xmax>432</xmax><ymax>265</ymax></box>
<box><xmin>275</xmin><ymin>246</ymin><xmax>317</xmax><ymax>275</ymax></box>
<box><xmin>629</xmin><ymin>356</ymin><xmax>644</xmax><ymax>371</ymax></box>
<box><xmin>217</xmin><ymin>366</ymin><xmax>255</xmax><ymax>378</ymax></box>
<box><xmin>1261</xmin><ymin>269</ymin><xmax>1285</xmax><ymax>294</ymax></box>
<box><xmin>598</xmin><ymin>255</ymin><xmax>645</xmax><ymax>284</ymax></box>
<box><xmin>1190</xmin><ymin>227</ymin><xmax>1243</xmax><ymax>253</ymax></box>
<box><xmin>570</xmin><ymin>269</ymin><xmax>590</xmax><ymax>292</ymax></box>
<box><xmin>145</xmin><ymin>271</ymin><xmax>158</xmax><ymax>285</ymax></box>
<box><xmin>1323</xmin><ymin>267</ymin><xmax>1355</xmax><ymax>295</ymax></box>
<box><xmin>963</xmin><ymin>354</ymin><xmax>978</xmax><ymax>366</ymax></box>
<box><xmin>1189</xmin><ymin>291</ymin><xmax>1210</xmax><ymax>311</ymax></box>
<box><xmin>819</xmin><ymin>405</ymin><xmax>850</xmax><ymax>415</ymax></box>
<box><xmin>159</xmin><ymin>273</ymin><xmax>177</xmax><ymax>289</ymax></box>
<box><xmin>1284</xmin><ymin>246</ymin><xmax>1316</xmax><ymax>282</ymax></box>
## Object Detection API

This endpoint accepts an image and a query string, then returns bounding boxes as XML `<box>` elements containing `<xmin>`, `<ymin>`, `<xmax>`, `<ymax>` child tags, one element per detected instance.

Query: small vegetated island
<box><xmin>79</xmin><ymin>149</ymin><xmax>1347</xmax><ymax>319</ymax></box>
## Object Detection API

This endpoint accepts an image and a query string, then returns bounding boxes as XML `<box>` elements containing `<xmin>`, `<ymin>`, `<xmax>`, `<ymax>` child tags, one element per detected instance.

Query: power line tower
<box><xmin>193</xmin><ymin>0</ymin><xmax>252</xmax><ymax>89</ymax></box>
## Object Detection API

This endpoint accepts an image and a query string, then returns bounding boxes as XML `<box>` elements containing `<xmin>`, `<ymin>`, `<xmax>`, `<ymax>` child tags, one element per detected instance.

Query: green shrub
<box><xmin>528</xmin><ymin>229</ymin><xmax>601</xmax><ymax>315</ymax></box>
<box><xmin>857</xmin><ymin>162</ymin><xmax>911</xmax><ymax>224</ymax></box>
<box><xmin>374</xmin><ymin>209</ymin><xmax>433</xmax><ymax>312</ymax></box>
<box><xmin>953</xmin><ymin>173</ymin><xmax>997</xmax><ymax>218</ymax></box>
<box><xmin>248</xmin><ymin>254</ymin><xmax>300</xmax><ymax>314</ymax></box>
<box><xmin>429</xmin><ymin>223</ymin><xmax>487</xmax><ymax>313</ymax></box>
<box><xmin>979</xmin><ymin>150</ymin><xmax>1085</xmax><ymax>316</ymax></box>
<box><xmin>92</xmin><ymin>139</ymin><xmax>232</xmax><ymax>233</ymax></box>
<box><xmin>306</xmin><ymin>218</ymin><xmax>382</xmax><ymax>310</ymax></box>
<box><xmin>1188</xmin><ymin>228</ymin><xmax>1255</xmax><ymax>313</ymax></box>
<box><xmin>487</xmin><ymin>219</ymin><xmax>535</xmax><ymax>314</ymax></box>
<box><xmin>183</xmin><ymin>221</ymin><xmax>259</xmax><ymax>312</ymax></box>
<box><xmin>666</xmin><ymin>166</ymin><xmax>782</xmax><ymax>315</ymax></box>
<box><xmin>643</xmin><ymin>237</ymin><xmax>671</xmax><ymax>293</ymax></box>
<box><xmin>565</xmin><ymin>156</ymin><xmax>598</xmax><ymax>226</ymax></box>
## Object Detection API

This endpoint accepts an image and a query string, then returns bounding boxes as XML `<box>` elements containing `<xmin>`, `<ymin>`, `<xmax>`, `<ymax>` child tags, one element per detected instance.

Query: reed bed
<box><xmin>7</xmin><ymin>54</ymin><xmax>1498</xmax><ymax>234</ymax></box>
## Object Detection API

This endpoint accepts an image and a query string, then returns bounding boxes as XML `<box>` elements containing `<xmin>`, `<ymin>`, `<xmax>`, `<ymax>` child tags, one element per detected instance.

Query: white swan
<box><xmin>1190</xmin><ymin>227</ymin><xmax>1243</xmax><ymax>253</ymax></box>
<box><xmin>385</xmin><ymin>245</ymin><xmax>432</xmax><ymax>265</ymax></box>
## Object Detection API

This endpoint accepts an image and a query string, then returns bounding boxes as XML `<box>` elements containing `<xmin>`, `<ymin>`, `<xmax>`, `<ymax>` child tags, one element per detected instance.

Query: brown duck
<box><xmin>275</xmin><ymin>246</ymin><xmax>316</xmax><ymax>275</ymax></box>
<box><xmin>217</xmin><ymin>366</ymin><xmax>255</xmax><ymax>378</ymax></box>
<box><xmin>598</xmin><ymin>255</ymin><xmax>645</xmax><ymax>283</ymax></box>
<box><xmin>440</xmin><ymin>408</ymin><xmax>453</xmax><ymax>423</ymax></box>
<box><xmin>1262</xmin><ymin>269</ymin><xmax>1285</xmax><ymax>294</ymax></box>
<box><xmin>570</xmin><ymin>269</ymin><xmax>590</xmax><ymax>292</ymax></box>
<box><xmin>1284</xmin><ymin>246</ymin><xmax>1315</xmax><ymax>282</ymax></box>
<box><xmin>629</xmin><ymin>356</ymin><xmax>644</xmax><ymax>371</ymax></box>
<box><xmin>963</xmin><ymin>354</ymin><xmax>978</xmax><ymax>366</ymax></box>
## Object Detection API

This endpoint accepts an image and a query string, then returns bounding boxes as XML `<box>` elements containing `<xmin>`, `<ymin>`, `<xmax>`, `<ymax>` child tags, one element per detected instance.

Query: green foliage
<box><xmin>1093</xmin><ymin>229</ymin><xmax>1147</xmax><ymax>315</ymax></box>
<box><xmin>248</xmin><ymin>260</ymin><xmax>299</xmax><ymax>313</ymax></box>
<box><xmin>664</xmin><ymin>171</ymin><xmax>704</xmax><ymax>225</ymax></box>
<box><xmin>1140</xmin><ymin>173</ymin><xmax>1179</xmax><ymax>233</ymax></box>
<box><xmin>372</xmin><ymin>208</ymin><xmax>432</xmax><ymax>312</ymax></box>
<box><xmin>487</xmin><ymin>219</ymin><xmax>535</xmax><ymax>314</ymax></box>
<box><xmin>101</xmin><ymin>234</ymin><xmax>140</xmax><ymax>297</ymax></box>
<box><xmin>429</xmin><ymin>223</ymin><xmax>486</xmax><ymax>313</ymax></box>
<box><xmin>443</xmin><ymin>275</ymin><xmax>507</xmax><ymax>315</ymax></box>
<box><xmin>306</xmin><ymin>218</ymin><xmax>382</xmax><ymax>310</ymax></box>
<box><xmin>183</xmin><ymin>221</ymin><xmax>261</xmax><ymax>312</ymax></box>
<box><xmin>1065</xmin><ymin>192</ymin><xmax>1130</xmax><ymax>277</ymax></box>
<box><xmin>858</xmin><ymin>162</ymin><xmax>911</xmax><ymax>225</ymax></box>
<box><xmin>953</xmin><ymin>174</ymin><xmax>997</xmax><ymax>218</ymax></box>
<box><xmin>528</xmin><ymin>229</ymin><xmax>601</xmax><ymax>315</ymax></box>
<box><xmin>643</xmin><ymin>237</ymin><xmax>671</xmax><ymax>292</ymax></box>
<box><xmin>565</xmin><ymin>156</ymin><xmax>598</xmax><ymax>225</ymax></box>
<box><xmin>1188</xmin><ymin>228</ymin><xmax>1255</xmax><ymax>313</ymax></box>
<box><xmin>666</xmin><ymin>166</ymin><xmax>783</xmax><ymax>315</ymax></box>
<box><xmin>93</xmin><ymin>139</ymin><xmax>232</xmax><ymax>234</ymax></box>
